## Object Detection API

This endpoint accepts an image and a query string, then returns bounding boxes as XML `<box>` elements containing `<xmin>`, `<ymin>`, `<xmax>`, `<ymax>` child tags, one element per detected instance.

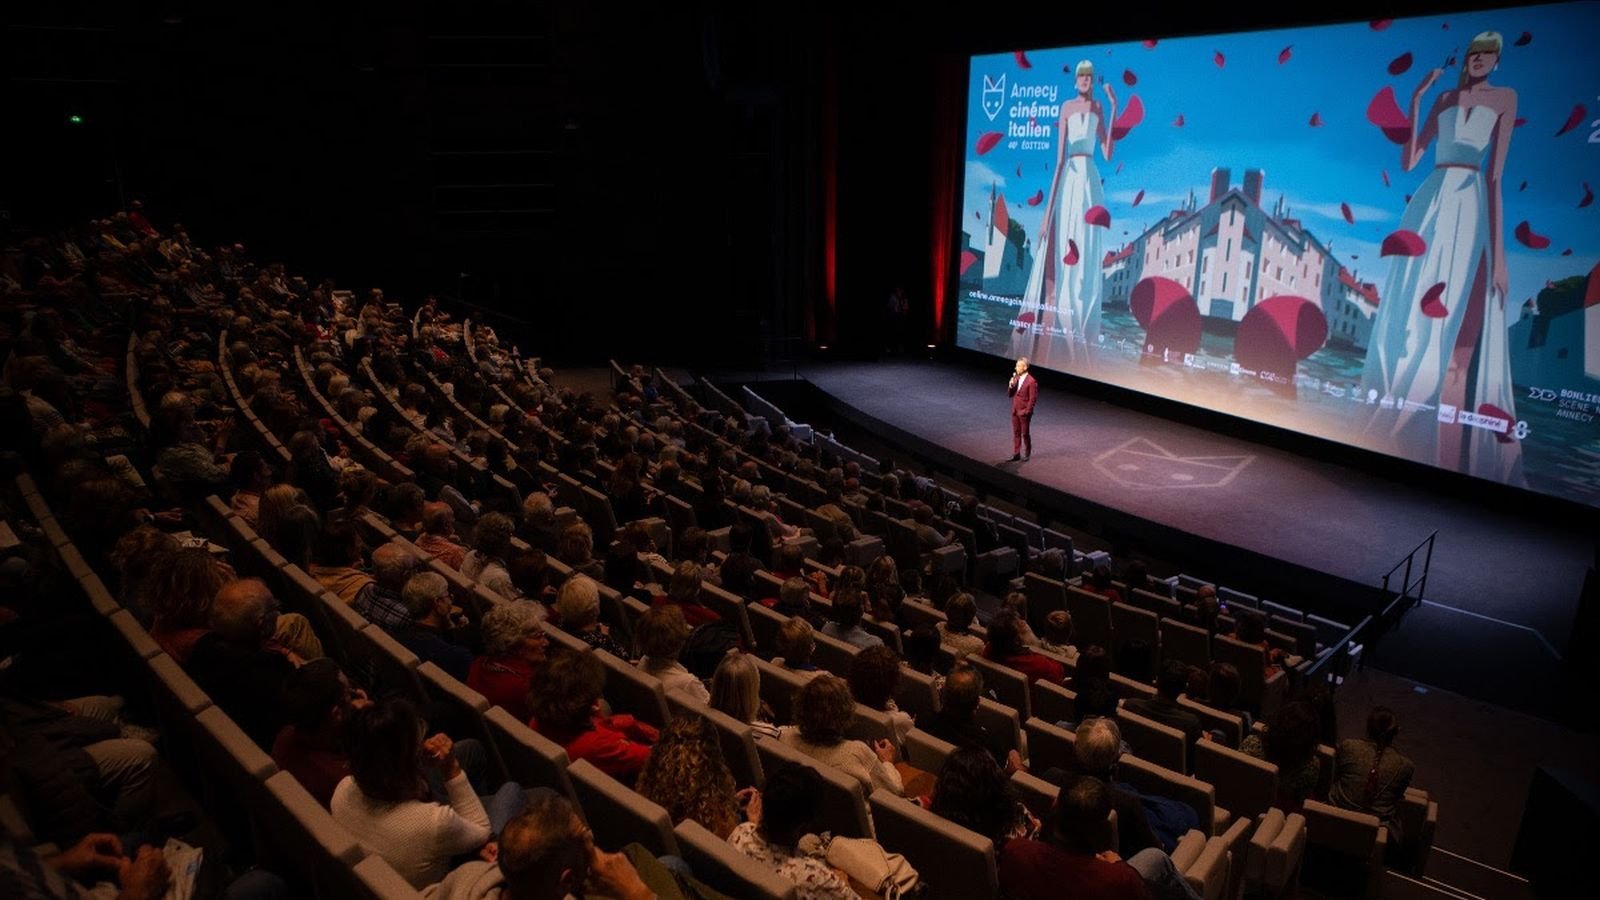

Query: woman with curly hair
<box><xmin>847</xmin><ymin>644</ymin><xmax>913</xmax><ymax>746</ymax></box>
<box><xmin>635</xmin><ymin>715</ymin><xmax>741</xmax><ymax>839</ymax></box>
<box><xmin>779</xmin><ymin>673</ymin><xmax>905</xmax><ymax>796</ymax></box>
<box><xmin>929</xmin><ymin>746</ymin><xmax>1040</xmax><ymax>850</ymax></box>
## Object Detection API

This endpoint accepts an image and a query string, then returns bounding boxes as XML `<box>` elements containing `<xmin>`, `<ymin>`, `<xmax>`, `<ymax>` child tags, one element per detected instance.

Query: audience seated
<box><xmin>468</xmin><ymin>600</ymin><xmax>550</xmax><ymax>722</ymax></box>
<box><xmin>1240</xmin><ymin>700</ymin><xmax>1322</xmax><ymax>811</ymax></box>
<box><xmin>774</xmin><ymin>617</ymin><xmax>822</xmax><ymax>675</ymax></box>
<box><xmin>356</xmin><ymin>540</ymin><xmax>420</xmax><ymax>631</ymax></box>
<box><xmin>983</xmin><ymin>610</ymin><xmax>1064</xmax><ymax>685</ymax></box>
<box><xmin>185</xmin><ymin>578</ymin><xmax>297</xmax><ymax>747</ymax></box>
<box><xmin>922</xmin><ymin>662</ymin><xmax>1017</xmax><ymax>772</ymax></box>
<box><xmin>779</xmin><ymin>674</ymin><xmax>905</xmax><ymax>796</ymax></box>
<box><xmin>529</xmin><ymin>648</ymin><xmax>658</xmax><ymax>784</ymax></box>
<box><xmin>635</xmin><ymin>715</ymin><xmax>741</xmax><ymax>839</ymax></box>
<box><xmin>1070</xmin><ymin>719</ymin><xmax>1164</xmax><ymax>859</ymax></box>
<box><xmin>930</xmin><ymin>746</ymin><xmax>1040</xmax><ymax>850</ymax></box>
<box><xmin>820</xmin><ymin>587</ymin><xmax>882</xmax><ymax>651</ymax></box>
<box><xmin>308</xmin><ymin>514</ymin><xmax>375</xmax><ymax>606</ymax></box>
<box><xmin>1122</xmin><ymin>659</ymin><xmax>1206</xmax><ymax>752</ymax></box>
<box><xmin>729</xmin><ymin>762</ymin><xmax>861</xmax><ymax>900</ymax></box>
<box><xmin>555</xmin><ymin>573</ymin><xmax>631</xmax><ymax>660</ymax></box>
<box><xmin>848</xmin><ymin>644</ymin><xmax>913</xmax><ymax>746</ymax></box>
<box><xmin>710</xmin><ymin>650</ymin><xmax>782</xmax><ymax>739</ymax></box>
<box><xmin>416</xmin><ymin>501</ymin><xmax>470</xmax><ymax>570</ymax></box>
<box><xmin>1038</xmin><ymin>609</ymin><xmax>1078</xmax><ymax>663</ymax></box>
<box><xmin>635</xmin><ymin>605</ymin><xmax>711</xmax><ymax>705</ymax></box>
<box><xmin>1330</xmin><ymin>706</ymin><xmax>1416</xmax><ymax>859</ymax></box>
<box><xmin>395</xmin><ymin>570</ymin><xmax>476</xmax><ymax>681</ymax></box>
<box><xmin>654</xmin><ymin>561</ymin><xmax>720</xmax><ymax>628</ymax></box>
<box><xmin>936</xmin><ymin>593</ymin><xmax>985</xmax><ymax>659</ymax></box>
<box><xmin>463</xmin><ymin>512</ymin><xmax>519</xmax><ymax>601</ymax></box>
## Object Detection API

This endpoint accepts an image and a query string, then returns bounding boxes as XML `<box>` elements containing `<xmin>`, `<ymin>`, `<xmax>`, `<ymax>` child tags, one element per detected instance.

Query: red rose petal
<box><xmin>1122</xmin><ymin>68</ymin><xmax>1137</xmax><ymax>86</ymax></box>
<box><xmin>1371</xmin><ymin>19</ymin><xmax>1393</xmax><ymax>31</ymax></box>
<box><xmin>959</xmin><ymin>250</ymin><xmax>979</xmax><ymax>275</ymax></box>
<box><xmin>1555</xmin><ymin>104</ymin><xmax>1586</xmax><ymax>137</ymax></box>
<box><xmin>1278</xmin><ymin>46</ymin><xmax>1293</xmax><ymax>65</ymax></box>
<box><xmin>1173</xmin><ymin>113</ymin><xmax>1185</xmax><ymax>127</ymax></box>
<box><xmin>1085</xmin><ymin>205</ymin><xmax>1111</xmax><ymax>227</ymax></box>
<box><xmin>1110</xmin><ymin>95</ymin><xmax>1144</xmax><ymax>140</ymax></box>
<box><xmin>976</xmin><ymin>132</ymin><xmax>1003</xmax><ymax>155</ymax></box>
<box><xmin>1419</xmin><ymin>282</ymin><xmax>1449</xmax><ymax>318</ymax></box>
<box><xmin>1132</xmin><ymin>189</ymin><xmax>1145</xmax><ymax>207</ymax></box>
<box><xmin>1478</xmin><ymin>403</ymin><xmax>1516</xmax><ymax>443</ymax></box>
<box><xmin>1387</xmin><ymin>52</ymin><xmax>1413</xmax><ymax>76</ymax></box>
<box><xmin>1580</xmin><ymin>183</ymin><xmax>1594</xmax><ymax>208</ymax></box>
<box><xmin>1514</xmin><ymin>32</ymin><xmax>1532</xmax><ymax>46</ymax></box>
<box><xmin>1142</xmin><ymin>39</ymin><xmax>1158</xmax><ymax>49</ymax></box>
<box><xmin>1514</xmin><ymin>220</ymin><xmax>1552</xmax><ymax>249</ymax></box>
<box><xmin>1014</xmin><ymin>51</ymin><xmax>1033</xmax><ymax>69</ymax></box>
<box><xmin>1382</xmin><ymin>170</ymin><xmax>1391</xmax><ymax>187</ymax></box>
<box><xmin>1014</xmin><ymin>311</ymin><xmax>1036</xmax><ymax>334</ymax></box>
<box><xmin>1380</xmin><ymin>229</ymin><xmax>1427</xmax><ymax>257</ymax></box>
<box><xmin>1367</xmin><ymin>86</ymin><xmax>1412</xmax><ymax>144</ymax></box>
<box><xmin>1340</xmin><ymin>202</ymin><xmax>1355</xmax><ymax>224</ymax></box>
<box><xmin>1309</xmin><ymin>112</ymin><xmax>1323</xmax><ymax>127</ymax></box>
<box><xmin>1213</xmin><ymin>51</ymin><xmax>1225</xmax><ymax>68</ymax></box>
<box><xmin>1027</xmin><ymin>190</ymin><xmax>1044</xmax><ymax>207</ymax></box>
<box><xmin>1515</xmin><ymin>117</ymin><xmax>1527</xmax><ymax>127</ymax></box>
<box><xmin>1062</xmin><ymin>239</ymin><xmax>1080</xmax><ymax>266</ymax></box>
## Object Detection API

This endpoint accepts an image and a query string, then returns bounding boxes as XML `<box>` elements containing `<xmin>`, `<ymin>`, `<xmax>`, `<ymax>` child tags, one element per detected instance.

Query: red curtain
<box><xmin>928</xmin><ymin>53</ymin><xmax>964</xmax><ymax>345</ymax></box>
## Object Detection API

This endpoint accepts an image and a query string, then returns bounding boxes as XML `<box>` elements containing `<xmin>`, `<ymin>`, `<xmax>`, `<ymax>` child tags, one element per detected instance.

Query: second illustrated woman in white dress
<box><xmin>1013</xmin><ymin>60</ymin><xmax>1118</xmax><ymax>371</ymax></box>
<box><xmin>1361</xmin><ymin>31</ymin><xmax>1524</xmax><ymax>485</ymax></box>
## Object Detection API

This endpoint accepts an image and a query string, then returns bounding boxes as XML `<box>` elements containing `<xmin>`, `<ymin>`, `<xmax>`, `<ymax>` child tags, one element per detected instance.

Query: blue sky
<box><xmin>962</xmin><ymin>1</ymin><xmax>1600</xmax><ymax>306</ymax></box>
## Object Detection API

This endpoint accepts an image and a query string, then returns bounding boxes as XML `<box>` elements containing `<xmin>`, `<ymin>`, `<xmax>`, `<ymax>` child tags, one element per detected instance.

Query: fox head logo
<box><xmin>982</xmin><ymin>73</ymin><xmax>1006</xmax><ymax>121</ymax></box>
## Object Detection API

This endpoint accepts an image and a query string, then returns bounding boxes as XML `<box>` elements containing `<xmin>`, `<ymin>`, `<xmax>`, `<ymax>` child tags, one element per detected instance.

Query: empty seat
<box><xmin>568</xmin><ymin>759</ymin><xmax>680</xmax><ymax>858</ymax></box>
<box><xmin>1160</xmin><ymin>617</ymin><xmax>1212</xmax><ymax>671</ymax></box>
<box><xmin>1064</xmin><ymin>587</ymin><xmax>1113</xmax><ymax>653</ymax></box>
<box><xmin>108</xmin><ymin>610</ymin><xmax>162</xmax><ymax>660</ymax></box>
<box><xmin>904</xmin><ymin>728</ymin><xmax>957</xmax><ymax>773</ymax></box>
<box><xmin>1247</xmin><ymin>807</ymin><xmax>1308</xmax><ymax>899</ymax></box>
<box><xmin>868</xmin><ymin>791</ymin><xmax>997</xmax><ymax>900</ymax></box>
<box><xmin>1169</xmin><ymin>826</ymin><xmax>1233</xmax><ymax>900</ymax></box>
<box><xmin>1299</xmin><ymin>799</ymin><xmax>1386</xmax><ymax>899</ymax></box>
<box><xmin>1111</xmin><ymin>602</ymin><xmax>1161</xmax><ymax>662</ymax></box>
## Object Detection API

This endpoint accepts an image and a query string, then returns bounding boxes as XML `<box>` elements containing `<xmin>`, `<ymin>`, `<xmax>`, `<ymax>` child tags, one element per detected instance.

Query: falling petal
<box><xmin>1016</xmin><ymin>164</ymin><xmax>1023</xmax><ymax>177</ymax></box>
<box><xmin>1122</xmin><ymin>68</ymin><xmax>1138</xmax><ymax>86</ymax></box>
<box><xmin>1341</xmin><ymin>202</ymin><xmax>1355</xmax><ymax>224</ymax></box>
<box><xmin>1132</xmin><ymin>189</ymin><xmax>1146</xmax><ymax>207</ymax></box>
<box><xmin>1014</xmin><ymin>51</ymin><xmax>1033</xmax><ymax>69</ymax></box>
<box><xmin>1514</xmin><ymin>31</ymin><xmax>1532</xmax><ymax>46</ymax></box>
<box><xmin>1371</xmin><ymin>19</ymin><xmax>1393</xmax><ymax>31</ymax></box>
<box><xmin>1388</xmin><ymin>52</ymin><xmax>1413</xmax><ymax>76</ymax></box>
<box><xmin>1514</xmin><ymin>220</ymin><xmax>1552</xmax><ymax>249</ymax></box>
<box><xmin>1014</xmin><ymin>311</ymin><xmax>1036</xmax><ymax>334</ymax></box>
<box><xmin>1351</xmin><ymin>255</ymin><xmax>1360</xmax><ymax>260</ymax></box>
<box><xmin>1580</xmin><ymin>183</ymin><xmax>1594</xmax><ymax>208</ymax></box>
<box><xmin>1515</xmin><ymin>117</ymin><xmax>1527</xmax><ymax>127</ymax></box>
<box><xmin>1446</xmin><ymin>55</ymin><xmax>1456</xmax><ymax>67</ymax></box>
<box><xmin>1381</xmin><ymin>170</ymin><xmax>1391</xmax><ymax>187</ymax></box>
<box><xmin>1519</xmin><ymin>181</ymin><xmax>1528</xmax><ymax>191</ymax></box>
<box><xmin>959</xmin><ymin>250</ymin><xmax>979</xmax><ymax>275</ymax></box>
<box><xmin>1063</xmin><ymin>239</ymin><xmax>1080</xmax><ymax>266</ymax></box>
<box><xmin>1441</xmin><ymin>22</ymin><xmax>1449</xmax><ymax>30</ymax></box>
<box><xmin>1555</xmin><ymin>104</ymin><xmax>1587</xmax><ymax>137</ymax></box>
<box><xmin>1420</xmin><ymin>282</ymin><xmax>1449</xmax><ymax>318</ymax></box>
<box><xmin>1380</xmin><ymin>229</ymin><xmax>1427</xmax><ymax>257</ymax></box>
<box><xmin>1173</xmin><ymin>113</ymin><xmax>1185</xmax><ymax>127</ymax></box>
<box><xmin>1142</xmin><ymin>39</ymin><xmax>1158</xmax><ymax>49</ymax></box>
<box><xmin>975</xmin><ymin>211</ymin><xmax>982</xmax><ymax>220</ymax></box>
<box><xmin>1213</xmin><ymin>51</ymin><xmax>1226</xmax><ymax>68</ymax></box>
<box><xmin>1085</xmin><ymin>205</ymin><xmax>1112</xmax><ymax>227</ymax></box>
<box><xmin>1309</xmin><ymin>112</ymin><xmax>1323</xmax><ymax>127</ymax></box>
<box><xmin>1406</xmin><ymin>194</ymin><xmax>1413</xmax><ymax>203</ymax></box>
<box><xmin>1026</xmin><ymin>190</ymin><xmax>1044</xmax><ymax>207</ymax></box>
<box><xmin>1115</xmin><ymin>161</ymin><xmax>1124</xmax><ymax>174</ymax></box>
<box><xmin>1110</xmin><ymin>95</ymin><xmax>1144</xmax><ymax>140</ymax></box>
<box><xmin>1562</xmin><ymin>248</ymin><xmax>1574</xmax><ymax>256</ymax></box>
<box><xmin>1478</xmin><ymin>403</ymin><xmax>1516</xmax><ymax>443</ymax></box>
<box><xmin>976</xmin><ymin>132</ymin><xmax>1003</xmax><ymax>155</ymax></box>
<box><xmin>1366</xmin><ymin>86</ymin><xmax>1412</xmax><ymax>144</ymax></box>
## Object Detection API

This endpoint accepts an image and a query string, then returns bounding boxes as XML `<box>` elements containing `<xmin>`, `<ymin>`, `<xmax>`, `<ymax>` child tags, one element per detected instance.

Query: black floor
<box><xmin>795</xmin><ymin>359</ymin><xmax>1592</xmax><ymax>718</ymax></box>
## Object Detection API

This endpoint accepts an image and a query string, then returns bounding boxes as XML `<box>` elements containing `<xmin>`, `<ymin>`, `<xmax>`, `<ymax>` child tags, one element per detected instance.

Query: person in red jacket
<box><xmin>528</xmin><ymin>648</ymin><xmax>658</xmax><ymax>784</ymax></box>
<box><xmin>1008</xmin><ymin>357</ymin><xmax>1038</xmax><ymax>462</ymax></box>
<box><xmin>984</xmin><ymin>609</ymin><xmax>1065</xmax><ymax>685</ymax></box>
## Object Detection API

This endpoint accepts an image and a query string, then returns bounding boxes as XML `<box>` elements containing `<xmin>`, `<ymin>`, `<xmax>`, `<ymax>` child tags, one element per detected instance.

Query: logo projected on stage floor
<box><xmin>1092</xmin><ymin>437</ymin><xmax>1254</xmax><ymax>489</ymax></box>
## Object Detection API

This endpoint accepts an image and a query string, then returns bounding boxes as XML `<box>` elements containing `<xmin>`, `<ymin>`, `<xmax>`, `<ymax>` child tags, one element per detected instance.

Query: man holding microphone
<box><xmin>1009</xmin><ymin>357</ymin><xmax>1037</xmax><ymax>462</ymax></box>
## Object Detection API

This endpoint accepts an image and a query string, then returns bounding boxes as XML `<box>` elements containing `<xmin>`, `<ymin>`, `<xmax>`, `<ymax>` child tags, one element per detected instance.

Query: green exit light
<box><xmin>67</xmin><ymin>114</ymin><xmax>84</xmax><ymax>125</ymax></box>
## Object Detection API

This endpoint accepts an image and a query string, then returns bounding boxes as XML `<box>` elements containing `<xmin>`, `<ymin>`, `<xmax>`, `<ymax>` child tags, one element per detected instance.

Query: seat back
<box><xmin>699</xmin><ymin>582</ymin><xmax>757</xmax><ymax>649</ymax></box>
<box><xmin>1192</xmin><ymin>739</ymin><xmax>1278</xmax><ymax>822</ymax></box>
<box><xmin>974</xmin><ymin>696</ymin><xmax>1022</xmax><ymax>757</ymax></box>
<box><xmin>352</xmin><ymin>622</ymin><xmax>428</xmax><ymax>704</ymax></box>
<box><xmin>674</xmin><ymin>820</ymin><xmax>799</xmax><ymax>900</ymax></box>
<box><xmin>257</xmin><ymin>770</ymin><xmax>366</xmax><ymax>899</ymax></box>
<box><xmin>568</xmin><ymin>759</ymin><xmax>680</xmax><ymax>857</ymax></box>
<box><xmin>1023</xmin><ymin>572</ymin><xmax>1067</xmax><ymax>633</ymax></box>
<box><xmin>667</xmin><ymin>696</ymin><xmax>765</xmax><ymax>789</ymax></box>
<box><xmin>1178</xmin><ymin>696</ymin><xmax>1244</xmax><ymax>748</ymax></box>
<box><xmin>1030</xmin><ymin>679</ymin><xmax>1077</xmax><ymax>726</ymax></box>
<box><xmin>894</xmin><ymin>666</ymin><xmax>940</xmax><ymax>721</ymax></box>
<box><xmin>904</xmin><ymin>727</ymin><xmax>957</xmax><ymax>773</ymax></box>
<box><xmin>753</xmin><ymin>736</ymin><xmax>874</xmax><ymax>838</ymax></box>
<box><xmin>868</xmin><ymin>791</ymin><xmax>997</xmax><ymax>900</ymax></box>
<box><xmin>810</xmin><ymin>628</ymin><xmax>861</xmax><ymax>679</ymax></box>
<box><xmin>595</xmin><ymin>650</ymin><xmax>672</xmax><ymax>727</ymax></box>
<box><xmin>746</xmin><ymin>601</ymin><xmax>788</xmax><ymax>655</ymax></box>
<box><xmin>1111</xmin><ymin>602</ymin><xmax>1161</xmax><ymax>662</ymax></box>
<box><xmin>1024</xmin><ymin>717</ymin><xmax>1079</xmax><ymax>774</ymax></box>
<box><xmin>483</xmin><ymin>707</ymin><xmax>581</xmax><ymax>812</ymax></box>
<box><xmin>1118</xmin><ymin>753</ymin><xmax>1222</xmax><ymax>836</ymax></box>
<box><xmin>1160</xmin><ymin>617</ymin><xmax>1212</xmax><ymax>670</ymax></box>
<box><xmin>751</xmin><ymin>657</ymin><xmax>809</xmax><ymax>726</ymax></box>
<box><xmin>417</xmin><ymin>662</ymin><xmax>508</xmax><ymax>785</ymax></box>
<box><xmin>967</xmin><ymin>655</ymin><xmax>1031</xmax><ymax>721</ymax></box>
<box><xmin>1115</xmin><ymin>707</ymin><xmax>1189</xmax><ymax>774</ymax></box>
<box><xmin>1064</xmin><ymin>586</ymin><xmax>1114</xmax><ymax>653</ymax></box>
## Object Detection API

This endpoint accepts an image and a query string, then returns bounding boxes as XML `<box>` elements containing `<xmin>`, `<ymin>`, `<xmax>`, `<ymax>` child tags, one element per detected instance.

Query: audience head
<box><xmin>1088</xmin><ymin>564</ymin><xmax>1113</xmax><ymax>590</ymax></box>
<box><xmin>1075</xmin><ymin>680</ymin><xmax>1119</xmax><ymax>721</ymax></box>
<box><xmin>312</xmin><ymin>515</ymin><xmax>365</xmax><ymax>568</ymax></box>
<box><xmin>829</xmin><ymin>587</ymin><xmax>866</xmax><ymax>631</ymax></box>
<box><xmin>709</xmin><ymin>651</ymin><xmax>762</xmax><ymax>725</ymax></box>
<box><xmin>636</xmin><ymin>604</ymin><xmax>691</xmax><ymax>663</ymax></box>
<box><xmin>1156</xmin><ymin>657</ymin><xmax>1190</xmax><ymax>701</ymax></box>
<box><xmin>1207</xmin><ymin>662</ymin><xmax>1242</xmax><ymax>710</ymax></box>
<box><xmin>281</xmin><ymin>657</ymin><xmax>368</xmax><ymax>734</ymax></box>
<box><xmin>1263</xmin><ymin>701</ymin><xmax>1321</xmax><ymax>767</ymax></box>
<box><xmin>847</xmin><ymin>644</ymin><xmax>902</xmax><ymax>712</ymax></box>
<box><xmin>148</xmin><ymin>547</ymin><xmax>229</xmax><ymax>630</ymax></box>
<box><xmin>986</xmin><ymin>609</ymin><xmax>1026</xmax><ymax>659</ymax></box>
<box><xmin>944</xmin><ymin>592</ymin><xmax>977</xmax><ymax>633</ymax></box>
<box><xmin>1366</xmin><ymin>706</ymin><xmax>1400</xmax><ymax>748</ymax></box>
<box><xmin>388</xmin><ymin>482</ymin><xmax>426</xmax><ymax>524</ymax></box>
<box><xmin>793</xmin><ymin>673</ymin><xmax>855</xmax><ymax>746</ymax></box>
<box><xmin>401</xmin><ymin>571</ymin><xmax>450</xmax><ymax>622</ymax></box>
<box><xmin>904</xmin><ymin>624</ymin><xmax>941</xmax><ymax>674</ymax></box>
<box><xmin>474</xmin><ymin>512</ymin><xmax>517</xmax><ymax>561</ymax></box>
<box><xmin>778</xmin><ymin>577</ymin><xmax>810</xmax><ymax>613</ymax></box>
<box><xmin>931</xmin><ymin>746</ymin><xmax>1016</xmax><ymax>844</ymax></box>
<box><xmin>775</xmin><ymin>617</ymin><xmax>815</xmax><ymax>668</ymax></box>
<box><xmin>758</xmin><ymin>762</ymin><xmax>824</xmax><ymax>848</ymax></box>
<box><xmin>1052</xmin><ymin>774</ymin><xmax>1114</xmax><ymax>855</ymax></box>
<box><xmin>421</xmin><ymin>501</ymin><xmax>456</xmax><ymax>537</ymax></box>
<box><xmin>1044</xmin><ymin>610</ymin><xmax>1074</xmax><ymax>647</ymax></box>
<box><xmin>481</xmin><ymin>599</ymin><xmax>550</xmax><ymax>662</ymax></box>
<box><xmin>634</xmin><ymin>714</ymin><xmax>738</xmax><ymax>839</ymax></box>
<box><xmin>554</xmin><ymin>574</ymin><xmax>602</xmax><ymax>631</ymax></box>
<box><xmin>343</xmin><ymin>696</ymin><xmax>426</xmax><ymax>804</ymax></box>
<box><xmin>498</xmin><ymin>792</ymin><xmax>592</xmax><ymax>900</ymax></box>
<box><xmin>229</xmin><ymin>450</ymin><xmax>271</xmax><ymax>492</ymax></box>
<box><xmin>558</xmin><ymin>522</ymin><xmax>594</xmax><ymax>563</ymax></box>
<box><xmin>1074</xmin><ymin>717</ymin><xmax>1124</xmax><ymax>777</ymax></box>
<box><xmin>209</xmin><ymin>578</ymin><xmax>278</xmax><ymax>646</ymax></box>
<box><xmin>1234</xmin><ymin>610</ymin><xmax>1267</xmax><ymax>644</ymax></box>
<box><xmin>372</xmin><ymin>540</ymin><xmax>418</xmax><ymax>589</ymax></box>
<box><xmin>530</xmin><ymin>648</ymin><xmax>605</xmax><ymax>732</ymax></box>
<box><xmin>509</xmin><ymin>548</ymin><xmax>551</xmax><ymax>599</ymax></box>
<box><xmin>940</xmin><ymin>662</ymin><xmax>984</xmax><ymax>719</ymax></box>
<box><xmin>1076</xmin><ymin>645</ymin><xmax>1111</xmax><ymax>684</ymax></box>
<box><xmin>522</xmin><ymin>492</ymin><xmax>556</xmax><ymax>526</ymax></box>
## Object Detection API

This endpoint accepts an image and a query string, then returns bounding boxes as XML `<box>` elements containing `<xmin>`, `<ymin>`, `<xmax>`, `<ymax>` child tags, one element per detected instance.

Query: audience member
<box><xmin>634</xmin><ymin>605</ymin><xmax>711</xmax><ymax>705</ymax></box>
<box><xmin>779</xmin><ymin>674</ymin><xmax>904</xmax><ymax>796</ymax></box>
<box><xmin>1240</xmin><ymin>701</ymin><xmax>1322</xmax><ymax>810</ymax></box>
<box><xmin>468</xmin><ymin>600</ymin><xmax>549</xmax><ymax>722</ymax></box>
<box><xmin>1122</xmin><ymin>658</ymin><xmax>1206</xmax><ymax>753</ymax></box>
<box><xmin>729</xmin><ymin>763</ymin><xmax>860</xmax><ymax>900</ymax></box>
<box><xmin>554</xmin><ymin>574</ymin><xmax>631</xmax><ymax>660</ymax></box>
<box><xmin>395</xmin><ymin>571</ymin><xmax>475</xmax><ymax>681</ymax></box>
<box><xmin>528</xmin><ymin>648</ymin><xmax>658</xmax><ymax>784</ymax></box>
<box><xmin>984</xmin><ymin>609</ymin><xmax>1064</xmax><ymax>684</ymax></box>
<box><xmin>936</xmin><ymin>593</ymin><xmax>985</xmax><ymax>658</ymax></box>
<box><xmin>820</xmin><ymin>588</ymin><xmax>883</xmax><ymax>651</ymax></box>
<box><xmin>185</xmin><ymin>578</ymin><xmax>297</xmax><ymax>746</ymax></box>
<box><xmin>635</xmin><ymin>715</ymin><xmax>740</xmax><ymax>839</ymax></box>
<box><xmin>773</xmin><ymin>617</ymin><xmax>822</xmax><ymax>675</ymax></box>
<box><xmin>930</xmin><ymin>746</ymin><xmax>1039</xmax><ymax>850</ymax></box>
<box><xmin>710</xmin><ymin>651</ymin><xmax>781</xmax><ymax>739</ymax></box>
<box><xmin>1330</xmin><ymin>706</ymin><xmax>1415</xmax><ymax>858</ymax></box>
<box><xmin>416</xmin><ymin>501</ymin><xmax>469</xmax><ymax>570</ymax></box>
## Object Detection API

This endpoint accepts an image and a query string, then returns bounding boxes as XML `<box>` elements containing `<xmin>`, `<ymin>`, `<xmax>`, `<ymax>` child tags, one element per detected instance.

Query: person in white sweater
<box><xmin>633</xmin><ymin>604</ymin><xmax>710</xmax><ymax>705</ymax></box>
<box><xmin>331</xmin><ymin>697</ymin><xmax>511</xmax><ymax>888</ymax></box>
<box><xmin>779</xmin><ymin>673</ymin><xmax>905</xmax><ymax>796</ymax></box>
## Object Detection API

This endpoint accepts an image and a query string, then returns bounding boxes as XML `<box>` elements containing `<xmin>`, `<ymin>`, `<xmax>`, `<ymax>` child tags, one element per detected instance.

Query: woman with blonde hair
<box><xmin>635</xmin><ymin>715</ymin><xmax>741</xmax><ymax>839</ymax></box>
<box><xmin>710</xmin><ymin>651</ymin><xmax>780</xmax><ymax>739</ymax></box>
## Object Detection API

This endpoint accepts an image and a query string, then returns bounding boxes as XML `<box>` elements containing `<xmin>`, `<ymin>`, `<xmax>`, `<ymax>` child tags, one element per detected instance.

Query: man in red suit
<box><xmin>1009</xmin><ymin>357</ymin><xmax>1037</xmax><ymax>461</ymax></box>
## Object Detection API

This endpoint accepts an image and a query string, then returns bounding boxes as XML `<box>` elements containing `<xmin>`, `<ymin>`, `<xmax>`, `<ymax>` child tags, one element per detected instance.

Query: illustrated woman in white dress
<box><xmin>1013</xmin><ymin>60</ymin><xmax>1118</xmax><ymax>370</ymax></box>
<box><xmin>1361</xmin><ymin>31</ymin><xmax>1523</xmax><ymax>484</ymax></box>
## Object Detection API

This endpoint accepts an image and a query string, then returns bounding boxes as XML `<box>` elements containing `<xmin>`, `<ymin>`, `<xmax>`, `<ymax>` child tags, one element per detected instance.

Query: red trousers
<box><xmin>1012</xmin><ymin>412</ymin><xmax>1032</xmax><ymax>456</ymax></box>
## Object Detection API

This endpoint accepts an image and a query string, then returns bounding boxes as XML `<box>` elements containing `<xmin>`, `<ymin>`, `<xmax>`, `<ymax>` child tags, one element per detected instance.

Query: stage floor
<box><xmin>798</xmin><ymin>359</ymin><xmax>1590</xmax><ymax>713</ymax></box>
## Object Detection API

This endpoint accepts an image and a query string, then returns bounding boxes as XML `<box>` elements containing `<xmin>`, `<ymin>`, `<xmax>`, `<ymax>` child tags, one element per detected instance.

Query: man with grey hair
<box><xmin>1072</xmin><ymin>718</ymin><xmax>1164</xmax><ymax>860</ymax></box>
<box><xmin>395</xmin><ymin>571</ymin><xmax>475</xmax><ymax>681</ymax></box>
<box><xmin>519</xmin><ymin>491</ymin><xmax>562</xmax><ymax>553</ymax></box>
<box><xmin>186</xmin><ymin>578</ymin><xmax>297</xmax><ymax>746</ymax></box>
<box><xmin>353</xmin><ymin>540</ymin><xmax>418</xmax><ymax>631</ymax></box>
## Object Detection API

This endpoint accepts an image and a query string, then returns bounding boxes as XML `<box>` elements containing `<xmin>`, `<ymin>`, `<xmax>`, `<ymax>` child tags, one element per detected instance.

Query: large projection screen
<box><xmin>955</xmin><ymin>3</ymin><xmax>1600</xmax><ymax>507</ymax></box>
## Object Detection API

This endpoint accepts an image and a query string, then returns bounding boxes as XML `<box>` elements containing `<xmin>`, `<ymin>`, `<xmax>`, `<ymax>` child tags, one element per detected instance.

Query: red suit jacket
<box><xmin>1010</xmin><ymin>373</ymin><xmax>1038</xmax><ymax>416</ymax></box>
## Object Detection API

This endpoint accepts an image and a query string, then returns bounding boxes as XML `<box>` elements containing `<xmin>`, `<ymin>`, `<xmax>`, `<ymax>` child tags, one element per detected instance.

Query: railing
<box><xmin>1359</xmin><ymin>529</ymin><xmax>1438</xmax><ymax>671</ymax></box>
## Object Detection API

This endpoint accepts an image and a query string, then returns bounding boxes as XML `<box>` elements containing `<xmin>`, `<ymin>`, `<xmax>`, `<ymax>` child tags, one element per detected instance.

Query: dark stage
<box><xmin>791</xmin><ymin>359</ymin><xmax>1592</xmax><ymax>717</ymax></box>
